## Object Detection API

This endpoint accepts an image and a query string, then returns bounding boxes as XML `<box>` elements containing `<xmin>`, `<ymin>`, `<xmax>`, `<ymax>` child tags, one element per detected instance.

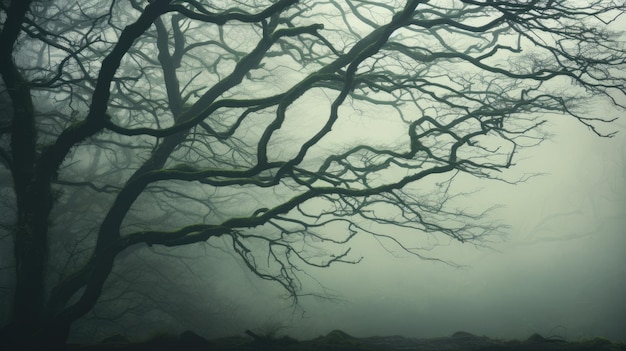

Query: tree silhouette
<box><xmin>1</xmin><ymin>0</ymin><xmax>624</xmax><ymax>348</ymax></box>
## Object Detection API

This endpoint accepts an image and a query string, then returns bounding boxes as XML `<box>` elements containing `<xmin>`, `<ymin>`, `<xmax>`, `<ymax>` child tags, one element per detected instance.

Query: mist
<box><xmin>202</xmin><ymin>116</ymin><xmax>626</xmax><ymax>342</ymax></box>
<box><xmin>2</xmin><ymin>1</ymin><xmax>626</xmax><ymax>349</ymax></box>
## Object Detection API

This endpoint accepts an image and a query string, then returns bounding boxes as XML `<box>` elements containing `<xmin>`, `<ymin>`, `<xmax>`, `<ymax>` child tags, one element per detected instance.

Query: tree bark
<box><xmin>0</xmin><ymin>0</ymin><xmax>55</xmax><ymax>348</ymax></box>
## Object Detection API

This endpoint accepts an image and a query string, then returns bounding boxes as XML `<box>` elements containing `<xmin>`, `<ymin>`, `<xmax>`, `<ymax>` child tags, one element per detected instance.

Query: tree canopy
<box><xmin>1</xmin><ymin>0</ymin><xmax>624</xmax><ymax>348</ymax></box>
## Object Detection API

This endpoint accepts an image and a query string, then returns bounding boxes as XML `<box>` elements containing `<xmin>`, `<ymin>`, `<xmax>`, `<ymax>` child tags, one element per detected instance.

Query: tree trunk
<box><xmin>0</xmin><ymin>0</ymin><xmax>75</xmax><ymax>346</ymax></box>
<box><xmin>11</xmin><ymin>196</ymin><xmax>49</xmax><ymax>327</ymax></box>
<box><xmin>2</xmin><ymin>175</ymin><xmax>59</xmax><ymax>348</ymax></box>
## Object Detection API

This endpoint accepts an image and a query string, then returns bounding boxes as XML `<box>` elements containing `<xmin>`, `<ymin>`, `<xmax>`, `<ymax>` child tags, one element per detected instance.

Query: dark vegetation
<box><xmin>68</xmin><ymin>329</ymin><xmax>626</xmax><ymax>351</ymax></box>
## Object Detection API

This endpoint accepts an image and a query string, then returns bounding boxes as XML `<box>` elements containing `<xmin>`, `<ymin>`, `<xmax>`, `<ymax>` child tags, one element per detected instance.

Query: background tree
<box><xmin>1</xmin><ymin>0</ymin><xmax>624</xmax><ymax>348</ymax></box>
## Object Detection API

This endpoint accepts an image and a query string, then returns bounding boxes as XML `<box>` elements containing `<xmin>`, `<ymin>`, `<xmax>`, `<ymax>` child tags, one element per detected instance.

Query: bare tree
<box><xmin>1</xmin><ymin>0</ymin><xmax>624</xmax><ymax>348</ymax></box>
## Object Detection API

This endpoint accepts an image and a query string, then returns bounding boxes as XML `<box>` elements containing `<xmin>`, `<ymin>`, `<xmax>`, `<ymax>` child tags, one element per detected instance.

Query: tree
<box><xmin>1</xmin><ymin>0</ymin><xmax>624</xmax><ymax>348</ymax></box>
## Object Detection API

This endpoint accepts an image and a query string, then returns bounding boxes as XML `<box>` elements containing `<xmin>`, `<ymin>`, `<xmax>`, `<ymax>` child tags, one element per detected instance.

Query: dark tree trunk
<box><xmin>0</xmin><ymin>0</ymin><xmax>59</xmax><ymax>348</ymax></box>
<box><xmin>5</xmin><ymin>189</ymin><xmax>57</xmax><ymax>349</ymax></box>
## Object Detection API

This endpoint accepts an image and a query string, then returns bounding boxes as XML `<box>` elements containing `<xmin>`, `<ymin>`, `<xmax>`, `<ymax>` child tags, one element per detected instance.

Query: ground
<box><xmin>67</xmin><ymin>329</ymin><xmax>626</xmax><ymax>351</ymax></box>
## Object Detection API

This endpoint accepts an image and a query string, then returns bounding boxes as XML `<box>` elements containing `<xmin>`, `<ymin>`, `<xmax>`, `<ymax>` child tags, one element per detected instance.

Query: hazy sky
<box><xmin>190</xmin><ymin>9</ymin><xmax>626</xmax><ymax>342</ymax></box>
<box><xmin>207</xmin><ymin>113</ymin><xmax>626</xmax><ymax>342</ymax></box>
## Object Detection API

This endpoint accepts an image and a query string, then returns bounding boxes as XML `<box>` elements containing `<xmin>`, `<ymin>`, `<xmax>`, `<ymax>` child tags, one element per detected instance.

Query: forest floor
<box><xmin>68</xmin><ymin>329</ymin><xmax>626</xmax><ymax>351</ymax></box>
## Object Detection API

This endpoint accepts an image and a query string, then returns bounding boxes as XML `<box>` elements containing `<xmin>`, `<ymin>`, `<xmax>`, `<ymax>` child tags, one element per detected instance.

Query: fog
<box><xmin>203</xmin><ymin>116</ymin><xmax>626</xmax><ymax>342</ymax></box>
<box><xmin>2</xmin><ymin>1</ymin><xmax>626</xmax><ymax>347</ymax></box>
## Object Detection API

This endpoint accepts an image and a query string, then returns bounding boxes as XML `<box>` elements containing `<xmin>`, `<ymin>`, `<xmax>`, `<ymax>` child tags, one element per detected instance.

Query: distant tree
<box><xmin>1</xmin><ymin>0</ymin><xmax>624</xmax><ymax>348</ymax></box>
